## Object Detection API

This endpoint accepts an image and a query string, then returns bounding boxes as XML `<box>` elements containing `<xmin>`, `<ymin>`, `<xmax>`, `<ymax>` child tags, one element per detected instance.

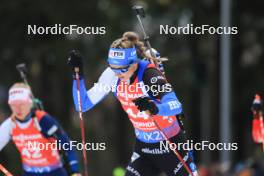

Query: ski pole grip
<box><xmin>16</xmin><ymin>63</ymin><xmax>27</xmax><ymax>76</ymax></box>
<box><xmin>16</xmin><ymin>63</ymin><xmax>26</xmax><ymax>72</ymax></box>
<box><xmin>132</xmin><ymin>5</ymin><xmax>145</xmax><ymax>17</ymax></box>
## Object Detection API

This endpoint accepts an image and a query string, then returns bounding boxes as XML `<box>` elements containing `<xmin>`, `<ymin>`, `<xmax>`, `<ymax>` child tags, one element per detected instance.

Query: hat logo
<box><xmin>109</xmin><ymin>50</ymin><xmax>125</xmax><ymax>59</ymax></box>
<box><xmin>131</xmin><ymin>50</ymin><xmax>136</xmax><ymax>56</ymax></box>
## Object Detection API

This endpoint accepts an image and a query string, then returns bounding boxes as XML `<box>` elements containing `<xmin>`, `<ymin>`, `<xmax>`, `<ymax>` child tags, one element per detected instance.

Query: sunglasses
<box><xmin>110</xmin><ymin>65</ymin><xmax>130</xmax><ymax>74</ymax></box>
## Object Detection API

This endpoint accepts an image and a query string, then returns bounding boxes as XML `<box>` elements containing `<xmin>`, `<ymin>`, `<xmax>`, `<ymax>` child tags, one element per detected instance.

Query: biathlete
<box><xmin>251</xmin><ymin>94</ymin><xmax>264</xmax><ymax>150</ymax></box>
<box><xmin>0</xmin><ymin>83</ymin><xmax>81</xmax><ymax>176</ymax></box>
<box><xmin>68</xmin><ymin>31</ymin><xmax>198</xmax><ymax>176</ymax></box>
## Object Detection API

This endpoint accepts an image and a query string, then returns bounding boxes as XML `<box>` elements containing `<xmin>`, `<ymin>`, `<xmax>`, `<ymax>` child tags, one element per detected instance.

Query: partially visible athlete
<box><xmin>251</xmin><ymin>94</ymin><xmax>264</xmax><ymax>151</ymax></box>
<box><xmin>0</xmin><ymin>82</ymin><xmax>81</xmax><ymax>176</ymax></box>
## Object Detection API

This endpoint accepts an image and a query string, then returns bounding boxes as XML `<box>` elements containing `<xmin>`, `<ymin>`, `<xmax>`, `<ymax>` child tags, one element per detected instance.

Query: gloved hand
<box><xmin>133</xmin><ymin>96</ymin><xmax>158</xmax><ymax>115</ymax></box>
<box><xmin>68</xmin><ymin>50</ymin><xmax>84</xmax><ymax>79</ymax></box>
<box><xmin>145</xmin><ymin>48</ymin><xmax>160</xmax><ymax>58</ymax></box>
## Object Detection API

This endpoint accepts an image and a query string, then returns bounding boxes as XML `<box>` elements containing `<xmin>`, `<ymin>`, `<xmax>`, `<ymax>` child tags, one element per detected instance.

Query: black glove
<box><xmin>68</xmin><ymin>50</ymin><xmax>84</xmax><ymax>79</ymax></box>
<box><xmin>133</xmin><ymin>96</ymin><xmax>159</xmax><ymax>115</ymax></box>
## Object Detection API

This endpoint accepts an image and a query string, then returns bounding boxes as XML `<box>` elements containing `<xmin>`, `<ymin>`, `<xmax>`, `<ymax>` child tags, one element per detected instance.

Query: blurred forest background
<box><xmin>0</xmin><ymin>0</ymin><xmax>264</xmax><ymax>175</ymax></box>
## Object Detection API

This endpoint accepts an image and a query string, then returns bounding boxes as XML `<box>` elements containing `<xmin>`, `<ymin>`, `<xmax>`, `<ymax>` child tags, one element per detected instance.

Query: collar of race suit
<box><xmin>15</xmin><ymin>112</ymin><xmax>33</xmax><ymax>123</ymax></box>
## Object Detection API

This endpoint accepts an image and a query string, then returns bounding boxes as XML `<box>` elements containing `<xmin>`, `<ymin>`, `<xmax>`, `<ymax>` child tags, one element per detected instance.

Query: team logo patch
<box><xmin>131</xmin><ymin>50</ymin><xmax>136</xmax><ymax>56</ymax></box>
<box><xmin>150</xmin><ymin>76</ymin><xmax>165</xmax><ymax>83</ymax></box>
<box><xmin>131</xmin><ymin>152</ymin><xmax>140</xmax><ymax>163</ymax></box>
<box><xmin>150</xmin><ymin>77</ymin><xmax>158</xmax><ymax>83</ymax></box>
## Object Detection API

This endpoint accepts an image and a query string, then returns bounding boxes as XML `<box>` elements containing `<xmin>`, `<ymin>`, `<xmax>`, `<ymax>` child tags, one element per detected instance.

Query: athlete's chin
<box><xmin>16</xmin><ymin>114</ymin><xmax>25</xmax><ymax>120</ymax></box>
<box><xmin>120</xmin><ymin>78</ymin><xmax>129</xmax><ymax>81</ymax></box>
<box><xmin>14</xmin><ymin>111</ymin><xmax>28</xmax><ymax>120</ymax></box>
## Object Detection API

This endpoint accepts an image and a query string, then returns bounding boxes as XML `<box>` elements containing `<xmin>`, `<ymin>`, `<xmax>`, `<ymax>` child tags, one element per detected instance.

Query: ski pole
<box><xmin>132</xmin><ymin>5</ymin><xmax>156</xmax><ymax>58</ymax></box>
<box><xmin>132</xmin><ymin>5</ymin><xmax>187</xmax><ymax>134</ymax></box>
<box><xmin>16</xmin><ymin>63</ymin><xmax>29</xmax><ymax>86</ymax></box>
<box><xmin>16</xmin><ymin>63</ymin><xmax>44</xmax><ymax>110</ymax></box>
<box><xmin>132</xmin><ymin>5</ymin><xmax>167</xmax><ymax>71</ymax></box>
<box><xmin>132</xmin><ymin>6</ymin><xmax>191</xmax><ymax>172</ymax></box>
<box><xmin>74</xmin><ymin>67</ymin><xmax>89</xmax><ymax>176</ymax></box>
<box><xmin>0</xmin><ymin>164</ymin><xmax>13</xmax><ymax>176</ymax></box>
<box><xmin>149</xmin><ymin>116</ymin><xmax>194</xmax><ymax>176</ymax></box>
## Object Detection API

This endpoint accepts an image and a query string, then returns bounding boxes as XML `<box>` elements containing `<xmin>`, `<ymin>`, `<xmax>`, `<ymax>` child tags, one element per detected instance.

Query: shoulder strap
<box><xmin>35</xmin><ymin>110</ymin><xmax>47</xmax><ymax>121</ymax></box>
<box><xmin>137</xmin><ymin>61</ymin><xmax>161</xmax><ymax>101</ymax></box>
<box><xmin>137</xmin><ymin>60</ymin><xmax>151</xmax><ymax>82</ymax></box>
<box><xmin>33</xmin><ymin>110</ymin><xmax>47</xmax><ymax>132</ymax></box>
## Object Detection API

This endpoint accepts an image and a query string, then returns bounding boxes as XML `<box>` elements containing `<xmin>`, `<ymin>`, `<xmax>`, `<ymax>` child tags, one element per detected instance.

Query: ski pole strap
<box><xmin>0</xmin><ymin>164</ymin><xmax>13</xmax><ymax>176</ymax></box>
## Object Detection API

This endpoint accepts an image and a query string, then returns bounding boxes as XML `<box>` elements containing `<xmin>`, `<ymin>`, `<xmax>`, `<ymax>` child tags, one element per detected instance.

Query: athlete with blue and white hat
<box><xmin>68</xmin><ymin>31</ymin><xmax>198</xmax><ymax>176</ymax></box>
<box><xmin>108</xmin><ymin>46</ymin><xmax>139</xmax><ymax>75</ymax></box>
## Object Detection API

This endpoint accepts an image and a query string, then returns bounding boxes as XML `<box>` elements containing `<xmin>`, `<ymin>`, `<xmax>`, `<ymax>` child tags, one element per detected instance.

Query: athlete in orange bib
<box><xmin>0</xmin><ymin>83</ymin><xmax>81</xmax><ymax>176</ymax></box>
<box><xmin>68</xmin><ymin>31</ymin><xmax>198</xmax><ymax>176</ymax></box>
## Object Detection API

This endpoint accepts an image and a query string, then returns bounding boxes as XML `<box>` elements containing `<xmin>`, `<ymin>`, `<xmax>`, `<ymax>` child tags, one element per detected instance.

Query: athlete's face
<box><xmin>9</xmin><ymin>102</ymin><xmax>32</xmax><ymax>120</ymax></box>
<box><xmin>110</xmin><ymin>63</ymin><xmax>138</xmax><ymax>81</ymax></box>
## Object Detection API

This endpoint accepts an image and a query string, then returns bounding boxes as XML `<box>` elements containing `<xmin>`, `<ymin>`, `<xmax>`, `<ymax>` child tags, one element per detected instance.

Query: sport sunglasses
<box><xmin>110</xmin><ymin>65</ymin><xmax>130</xmax><ymax>74</ymax></box>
